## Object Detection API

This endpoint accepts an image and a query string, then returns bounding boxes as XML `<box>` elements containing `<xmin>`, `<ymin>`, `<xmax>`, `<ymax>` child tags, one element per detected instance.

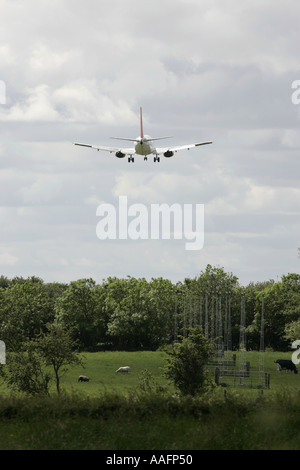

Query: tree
<box><xmin>246</xmin><ymin>275</ymin><xmax>300</xmax><ymax>351</ymax></box>
<box><xmin>1</xmin><ymin>323</ymin><xmax>83</xmax><ymax>396</ymax></box>
<box><xmin>106</xmin><ymin>276</ymin><xmax>175</xmax><ymax>350</ymax></box>
<box><xmin>0</xmin><ymin>277</ymin><xmax>55</xmax><ymax>351</ymax></box>
<box><xmin>34</xmin><ymin>323</ymin><xmax>84</xmax><ymax>394</ymax></box>
<box><xmin>193</xmin><ymin>264</ymin><xmax>239</xmax><ymax>294</ymax></box>
<box><xmin>0</xmin><ymin>275</ymin><xmax>10</xmax><ymax>288</ymax></box>
<box><xmin>283</xmin><ymin>275</ymin><xmax>300</xmax><ymax>347</ymax></box>
<box><xmin>164</xmin><ymin>327</ymin><xmax>214</xmax><ymax>396</ymax></box>
<box><xmin>55</xmin><ymin>278</ymin><xmax>106</xmax><ymax>350</ymax></box>
<box><xmin>1</xmin><ymin>346</ymin><xmax>51</xmax><ymax>396</ymax></box>
<box><xmin>285</xmin><ymin>320</ymin><xmax>300</xmax><ymax>346</ymax></box>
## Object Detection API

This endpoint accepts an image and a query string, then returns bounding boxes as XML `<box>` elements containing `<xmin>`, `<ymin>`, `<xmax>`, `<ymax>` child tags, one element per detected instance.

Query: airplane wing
<box><xmin>74</xmin><ymin>143</ymin><xmax>135</xmax><ymax>155</ymax></box>
<box><xmin>155</xmin><ymin>141</ymin><xmax>213</xmax><ymax>155</ymax></box>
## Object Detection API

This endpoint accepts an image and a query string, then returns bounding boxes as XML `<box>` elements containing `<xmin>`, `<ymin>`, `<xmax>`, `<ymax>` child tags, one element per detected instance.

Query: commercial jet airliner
<box><xmin>74</xmin><ymin>107</ymin><xmax>212</xmax><ymax>163</ymax></box>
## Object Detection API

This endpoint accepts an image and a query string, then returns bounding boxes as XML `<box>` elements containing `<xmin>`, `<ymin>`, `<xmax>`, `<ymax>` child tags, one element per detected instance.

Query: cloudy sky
<box><xmin>0</xmin><ymin>0</ymin><xmax>299</xmax><ymax>286</ymax></box>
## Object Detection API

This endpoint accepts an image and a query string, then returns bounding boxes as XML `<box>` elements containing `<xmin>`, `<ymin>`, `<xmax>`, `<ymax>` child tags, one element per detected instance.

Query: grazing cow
<box><xmin>78</xmin><ymin>375</ymin><xmax>90</xmax><ymax>382</ymax></box>
<box><xmin>115</xmin><ymin>366</ymin><xmax>130</xmax><ymax>374</ymax></box>
<box><xmin>275</xmin><ymin>359</ymin><xmax>298</xmax><ymax>374</ymax></box>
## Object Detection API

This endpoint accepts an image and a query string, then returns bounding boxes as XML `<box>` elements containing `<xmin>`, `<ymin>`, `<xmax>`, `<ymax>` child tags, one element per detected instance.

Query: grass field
<box><xmin>61</xmin><ymin>350</ymin><xmax>172</xmax><ymax>397</ymax></box>
<box><xmin>1</xmin><ymin>349</ymin><xmax>300</xmax><ymax>450</ymax></box>
<box><xmin>1</xmin><ymin>349</ymin><xmax>299</xmax><ymax>397</ymax></box>
<box><xmin>58</xmin><ymin>349</ymin><xmax>300</xmax><ymax>396</ymax></box>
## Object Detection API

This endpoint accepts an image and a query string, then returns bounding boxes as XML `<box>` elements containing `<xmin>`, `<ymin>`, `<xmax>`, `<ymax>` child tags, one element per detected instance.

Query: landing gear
<box><xmin>128</xmin><ymin>156</ymin><xmax>134</xmax><ymax>163</ymax></box>
<box><xmin>154</xmin><ymin>156</ymin><xmax>160</xmax><ymax>163</ymax></box>
<box><xmin>144</xmin><ymin>156</ymin><xmax>148</xmax><ymax>161</ymax></box>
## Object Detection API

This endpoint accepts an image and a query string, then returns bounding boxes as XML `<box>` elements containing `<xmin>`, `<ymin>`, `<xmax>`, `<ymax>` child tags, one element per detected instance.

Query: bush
<box><xmin>163</xmin><ymin>327</ymin><xmax>215</xmax><ymax>396</ymax></box>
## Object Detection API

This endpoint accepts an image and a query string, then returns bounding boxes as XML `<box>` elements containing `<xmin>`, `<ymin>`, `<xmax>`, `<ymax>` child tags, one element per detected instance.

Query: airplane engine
<box><xmin>163</xmin><ymin>150</ymin><xmax>174</xmax><ymax>158</ymax></box>
<box><xmin>115</xmin><ymin>151</ymin><xmax>126</xmax><ymax>158</ymax></box>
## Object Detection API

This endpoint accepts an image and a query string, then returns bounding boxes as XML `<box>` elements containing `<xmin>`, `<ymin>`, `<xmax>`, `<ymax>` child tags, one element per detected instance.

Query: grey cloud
<box><xmin>0</xmin><ymin>0</ymin><xmax>299</xmax><ymax>285</ymax></box>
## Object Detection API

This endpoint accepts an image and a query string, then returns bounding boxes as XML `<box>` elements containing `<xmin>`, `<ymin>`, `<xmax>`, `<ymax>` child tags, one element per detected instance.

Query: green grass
<box><xmin>1</xmin><ymin>349</ymin><xmax>299</xmax><ymax>397</ymax></box>
<box><xmin>59</xmin><ymin>350</ymin><xmax>171</xmax><ymax>397</ymax></box>
<box><xmin>1</xmin><ymin>387</ymin><xmax>300</xmax><ymax>449</ymax></box>
<box><xmin>1</xmin><ymin>349</ymin><xmax>300</xmax><ymax>450</ymax></box>
<box><xmin>58</xmin><ymin>349</ymin><xmax>300</xmax><ymax>397</ymax></box>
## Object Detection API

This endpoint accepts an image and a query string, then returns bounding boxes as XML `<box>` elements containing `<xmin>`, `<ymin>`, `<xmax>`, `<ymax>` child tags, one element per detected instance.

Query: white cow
<box><xmin>78</xmin><ymin>375</ymin><xmax>90</xmax><ymax>382</ymax></box>
<box><xmin>115</xmin><ymin>366</ymin><xmax>131</xmax><ymax>374</ymax></box>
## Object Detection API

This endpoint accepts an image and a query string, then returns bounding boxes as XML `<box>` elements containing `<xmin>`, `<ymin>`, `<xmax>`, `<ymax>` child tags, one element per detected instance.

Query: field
<box><xmin>1</xmin><ymin>349</ymin><xmax>300</xmax><ymax>450</ymax></box>
<box><xmin>61</xmin><ymin>350</ymin><xmax>172</xmax><ymax>397</ymax></box>
<box><xmin>56</xmin><ymin>349</ymin><xmax>300</xmax><ymax>396</ymax></box>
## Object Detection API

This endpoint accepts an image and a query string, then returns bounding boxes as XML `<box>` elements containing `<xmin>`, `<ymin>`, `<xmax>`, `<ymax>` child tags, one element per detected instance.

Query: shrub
<box><xmin>163</xmin><ymin>327</ymin><xmax>215</xmax><ymax>396</ymax></box>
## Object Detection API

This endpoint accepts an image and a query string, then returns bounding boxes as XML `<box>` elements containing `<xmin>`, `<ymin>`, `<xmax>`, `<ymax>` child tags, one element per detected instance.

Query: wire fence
<box><xmin>213</xmin><ymin>366</ymin><xmax>270</xmax><ymax>389</ymax></box>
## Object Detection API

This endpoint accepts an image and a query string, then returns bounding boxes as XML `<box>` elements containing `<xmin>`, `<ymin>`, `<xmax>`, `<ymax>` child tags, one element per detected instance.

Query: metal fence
<box><xmin>214</xmin><ymin>366</ymin><xmax>270</xmax><ymax>389</ymax></box>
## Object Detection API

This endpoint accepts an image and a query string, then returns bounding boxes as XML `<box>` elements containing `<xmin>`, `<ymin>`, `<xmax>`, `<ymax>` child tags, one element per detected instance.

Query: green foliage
<box><xmin>0</xmin><ymin>267</ymin><xmax>299</xmax><ymax>352</ymax></box>
<box><xmin>2</xmin><ymin>389</ymin><xmax>300</xmax><ymax>449</ymax></box>
<box><xmin>0</xmin><ymin>277</ymin><xmax>54</xmax><ymax>351</ymax></box>
<box><xmin>55</xmin><ymin>278</ymin><xmax>106</xmax><ymax>350</ymax></box>
<box><xmin>32</xmin><ymin>323</ymin><xmax>84</xmax><ymax>394</ymax></box>
<box><xmin>1</xmin><ymin>347</ymin><xmax>51</xmax><ymax>396</ymax></box>
<box><xmin>246</xmin><ymin>276</ymin><xmax>300</xmax><ymax>351</ymax></box>
<box><xmin>284</xmin><ymin>320</ymin><xmax>300</xmax><ymax>345</ymax></box>
<box><xmin>136</xmin><ymin>369</ymin><xmax>168</xmax><ymax>396</ymax></box>
<box><xmin>0</xmin><ymin>324</ymin><xmax>83</xmax><ymax>396</ymax></box>
<box><xmin>164</xmin><ymin>327</ymin><xmax>214</xmax><ymax>396</ymax></box>
<box><xmin>105</xmin><ymin>276</ymin><xmax>175</xmax><ymax>350</ymax></box>
<box><xmin>184</xmin><ymin>264</ymin><xmax>239</xmax><ymax>293</ymax></box>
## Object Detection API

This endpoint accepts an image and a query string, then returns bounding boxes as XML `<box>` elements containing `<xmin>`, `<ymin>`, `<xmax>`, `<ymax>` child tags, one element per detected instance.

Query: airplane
<box><xmin>74</xmin><ymin>107</ymin><xmax>212</xmax><ymax>163</ymax></box>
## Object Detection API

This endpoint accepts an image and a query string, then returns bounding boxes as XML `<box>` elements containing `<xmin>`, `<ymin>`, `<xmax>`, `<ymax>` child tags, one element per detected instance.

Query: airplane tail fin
<box><xmin>140</xmin><ymin>107</ymin><xmax>144</xmax><ymax>138</ymax></box>
<box><xmin>138</xmin><ymin>106</ymin><xmax>172</xmax><ymax>141</ymax></box>
<box><xmin>110</xmin><ymin>107</ymin><xmax>145</xmax><ymax>142</ymax></box>
<box><xmin>110</xmin><ymin>107</ymin><xmax>172</xmax><ymax>142</ymax></box>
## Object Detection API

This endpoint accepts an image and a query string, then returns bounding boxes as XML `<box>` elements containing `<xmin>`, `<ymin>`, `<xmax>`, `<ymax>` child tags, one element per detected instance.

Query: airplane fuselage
<box><xmin>134</xmin><ymin>135</ymin><xmax>154</xmax><ymax>156</ymax></box>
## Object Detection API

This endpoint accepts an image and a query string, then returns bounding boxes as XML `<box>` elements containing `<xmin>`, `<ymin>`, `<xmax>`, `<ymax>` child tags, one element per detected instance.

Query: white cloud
<box><xmin>281</xmin><ymin>129</ymin><xmax>300</xmax><ymax>148</ymax></box>
<box><xmin>20</xmin><ymin>173</ymin><xmax>64</xmax><ymax>204</ymax></box>
<box><xmin>0</xmin><ymin>246</ymin><xmax>18</xmax><ymax>266</ymax></box>
<box><xmin>3</xmin><ymin>85</ymin><xmax>60</xmax><ymax>122</ymax></box>
<box><xmin>0</xmin><ymin>0</ymin><xmax>299</xmax><ymax>285</ymax></box>
<box><xmin>29</xmin><ymin>44</ymin><xmax>71</xmax><ymax>73</ymax></box>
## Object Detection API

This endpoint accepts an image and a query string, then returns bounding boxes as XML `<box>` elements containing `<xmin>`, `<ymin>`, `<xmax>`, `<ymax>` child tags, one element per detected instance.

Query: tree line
<box><xmin>0</xmin><ymin>264</ymin><xmax>300</xmax><ymax>353</ymax></box>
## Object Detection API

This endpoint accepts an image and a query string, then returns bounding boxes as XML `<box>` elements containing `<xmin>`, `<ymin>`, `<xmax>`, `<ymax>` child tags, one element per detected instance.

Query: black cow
<box><xmin>275</xmin><ymin>359</ymin><xmax>298</xmax><ymax>374</ymax></box>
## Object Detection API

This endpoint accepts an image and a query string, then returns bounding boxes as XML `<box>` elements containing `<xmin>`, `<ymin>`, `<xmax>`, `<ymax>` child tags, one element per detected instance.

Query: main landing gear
<box><xmin>127</xmin><ymin>155</ymin><xmax>160</xmax><ymax>163</ymax></box>
<box><xmin>144</xmin><ymin>156</ymin><xmax>160</xmax><ymax>162</ymax></box>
